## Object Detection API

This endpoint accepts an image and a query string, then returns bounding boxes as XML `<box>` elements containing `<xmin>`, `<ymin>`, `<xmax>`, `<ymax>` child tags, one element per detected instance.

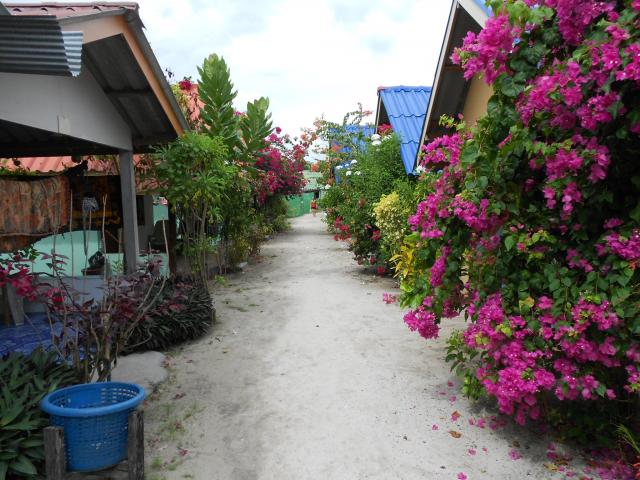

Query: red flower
<box><xmin>377</xmin><ymin>124</ymin><xmax>393</xmax><ymax>136</ymax></box>
<box><xmin>178</xmin><ymin>79</ymin><xmax>193</xmax><ymax>91</ymax></box>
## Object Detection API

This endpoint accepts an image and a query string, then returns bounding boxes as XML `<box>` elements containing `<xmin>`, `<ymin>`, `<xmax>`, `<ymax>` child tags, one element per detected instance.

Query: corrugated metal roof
<box><xmin>378</xmin><ymin>86</ymin><xmax>432</xmax><ymax>174</ymax></box>
<box><xmin>1</xmin><ymin>2</ymin><xmax>188</xmax><ymax>155</ymax></box>
<box><xmin>0</xmin><ymin>15</ymin><xmax>82</xmax><ymax>76</ymax></box>
<box><xmin>0</xmin><ymin>155</ymin><xmax>139</xmax><ymax>173</ymax></box>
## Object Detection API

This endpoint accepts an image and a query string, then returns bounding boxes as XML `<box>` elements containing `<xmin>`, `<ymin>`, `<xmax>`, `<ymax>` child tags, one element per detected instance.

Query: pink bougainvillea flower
<box><xmin>509</xmin><ymin>449</ymin><xmax>522</xmax><ymax>461</ymax></box>
<box><xmin>404</xmin><ymin>307</ymin><xmax>440</xmax><ymax>339</ymax></box>
<box><xmin>451</xmin><ymin>411</ymin><xmax>461</xmax><ymax>421</ymax></box>
<box><xmin>382</xmin><ymin>293</ymin><xmax>397</xmax><ymax>304</ymax></box>
<box><xmin>457</xmin><ymin>473</ymin><xmax>468</xmax><ymax>480</ymax></box>
<box><xmin>603</xmin><ymin>218</ymin><xmax>623</xmax><ymax>229</ymax></box>
<box><xmin>432</xmin><ymin>424</ymin><xmax>439</xmax><ymax>430</ymax></box>
<box><xmin>468</xmin><ymin>448</ymin><xmax>477</xmax><ymax>456</ymax></box>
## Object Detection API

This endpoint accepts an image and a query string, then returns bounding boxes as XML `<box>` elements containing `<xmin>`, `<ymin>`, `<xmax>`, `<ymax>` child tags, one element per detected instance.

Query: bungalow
<box><xmin>0</xmin><ymin>2</ymin><xmax>186</xmax><ymax>346</ymax></box>
<box><xmin>0</xmin><ymin>2</ymin><xmax>188</xmax><ymax>275</ymax></box>
<box><xmin>418</xmin><ymin>0</ymin><xmax>492</xmax><ymax>153</ymax></box>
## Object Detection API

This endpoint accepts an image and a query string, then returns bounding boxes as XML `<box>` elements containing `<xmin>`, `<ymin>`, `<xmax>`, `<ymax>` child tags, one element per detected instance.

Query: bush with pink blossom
<box><xmin>399</xmin><ymin>0</ymin><xmax>640</xmax><ymax>448</ymax></box>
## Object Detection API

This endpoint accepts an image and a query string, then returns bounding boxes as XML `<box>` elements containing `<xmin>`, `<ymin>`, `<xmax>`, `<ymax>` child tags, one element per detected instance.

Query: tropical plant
<box><xmin>36</xmin><ymin>254</ymin><xmax>169</xmax><ymax>383</ymax></box>
<box><xmin>197</xmin><ymin>53</ymin><xmax>273</xmax><ymax>164</ymax></box>
<box><xmin>125</xmin><ymin>277</ymin><xmax>214</xmax><ymax>352</ymax></box>
<box><xmin>0</xmin><ymin>348</ymin><xmax>78</xmax><ymax>479</ymax></box>
<box><xmin>154</xmin><ymin>133</ymin><xmax>236</xmax><ymax>281</ymax></box>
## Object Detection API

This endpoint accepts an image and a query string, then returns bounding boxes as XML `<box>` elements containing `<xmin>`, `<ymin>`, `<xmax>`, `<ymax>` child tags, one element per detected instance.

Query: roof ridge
<box><xmin>4</xmin><ymin>2</ymin><xmax>138</xmax><ymax>6</ymax></box>
<box><xmin>379</xmin><ymin>85</ymin><xmax>432</xmax><ymax>91</ymax></box>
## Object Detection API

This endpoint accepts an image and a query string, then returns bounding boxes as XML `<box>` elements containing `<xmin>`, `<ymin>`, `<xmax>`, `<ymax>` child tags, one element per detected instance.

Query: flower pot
<box><xmin>41</xmin><ymin>382</ymin><xmax>145</xmax><ymax>472</ymax></box>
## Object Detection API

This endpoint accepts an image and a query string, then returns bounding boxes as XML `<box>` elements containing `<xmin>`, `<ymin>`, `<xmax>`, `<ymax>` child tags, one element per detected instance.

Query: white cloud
<box><xmin>13</xmin><ymin>0</ymin><xmax>452</xmax><ymax>135</ymax></box>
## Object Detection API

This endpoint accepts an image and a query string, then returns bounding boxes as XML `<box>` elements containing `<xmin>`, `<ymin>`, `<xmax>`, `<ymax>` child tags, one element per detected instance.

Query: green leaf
<box><xmin>0</xmin><ymin>404</ymin><xmax>22</xmax><ymax>427</ymax></box>
<box><xmin>505</xmin><ymin>236</ymin><xmax>516</xmax><ymax>251</ymax></box>
<box><xmin>460</xmin><ymin>143</ymin><xmax>480</xmax><ymax>167</ymax></box>
<box><xmin>500</xmin><ymin>75</ymin><xmax>524</xmax><ymax>98</ymax></box>
<box><xmin>9</xmin><ymin>456</ymin><xmax>37</xmax><ymax>476</ymax></box>
<box><xmin>630</xmin><ymin>201</ymin><xmax>640</xmax><ymax>223</ymax></box>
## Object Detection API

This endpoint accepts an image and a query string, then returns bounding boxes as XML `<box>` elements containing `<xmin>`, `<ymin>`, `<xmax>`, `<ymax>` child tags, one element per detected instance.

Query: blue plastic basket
<box><xmin>41</xmin><ymin>382</ymin><xmax>145</xmax><ymax>472</ymax></box>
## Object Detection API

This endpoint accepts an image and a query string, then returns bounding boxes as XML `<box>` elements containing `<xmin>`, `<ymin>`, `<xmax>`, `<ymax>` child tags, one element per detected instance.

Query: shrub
<box><xmin>398</xmin><ymin>0</ymin><xmax>640</xmax><ymax>446</ymax></box>
<box><xmin>0</xmin><ymin>348</ymin><xmax>78</xmax><ymax>479</ymax></box>
<box><xmin>374</xmin><ymin>188</ymin><xmax>415</xmax><ymax>259</ymax></box>
<box><xmin>318</xmin><ymin>123</ymin><xmax>414</xmax><ymax>268</ymax></box>
<box><xmin>126</xmin><ymin>278</ymin><xmax>214</xmax><ymax>352</ymax></box>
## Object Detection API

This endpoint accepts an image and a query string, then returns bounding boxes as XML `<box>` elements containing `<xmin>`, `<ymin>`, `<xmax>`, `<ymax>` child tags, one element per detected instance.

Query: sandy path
<box><xmin>145</xmin><ymin>214</ymin><xmax>573</xmax><ymax>480</ymax></box>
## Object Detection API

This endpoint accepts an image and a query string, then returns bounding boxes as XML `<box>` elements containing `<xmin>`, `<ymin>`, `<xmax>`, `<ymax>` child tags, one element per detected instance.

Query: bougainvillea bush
<box><xmin>398</xmin><ymin>0</ymin><xmax>640</xmax><ymax>445</ymax></box>
<box><xmin>254</xmin><ymin>128</ymin><xmax>313</xmax><ymax>205</ymax></box>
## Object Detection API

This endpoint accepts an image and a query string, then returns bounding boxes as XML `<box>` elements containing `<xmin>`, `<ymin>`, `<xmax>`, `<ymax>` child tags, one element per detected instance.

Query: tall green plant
<box><xmin>196</xmin><ymin>54</ymin><xmax>240</xmax><ymax>150</ymax></box>
<box><xmin>197</xmin><ymin>54</ymin><xmax>273</xmax><ymax>163</ymax></box>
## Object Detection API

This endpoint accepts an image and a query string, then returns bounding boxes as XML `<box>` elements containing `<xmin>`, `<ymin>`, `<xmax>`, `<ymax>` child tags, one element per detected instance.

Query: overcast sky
<box><xmin>16</xmin><ymin>0</ymin><xmax>453</xmax><ymax>136</ymax></box>
<box><xmin>138</xmin><ymin>0</ymin><xmax>452</xmax><ymax>135</ymax></box>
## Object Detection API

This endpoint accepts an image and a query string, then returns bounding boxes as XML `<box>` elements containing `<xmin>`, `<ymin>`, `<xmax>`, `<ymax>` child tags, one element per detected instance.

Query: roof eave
<box><xmin>122</xmin><ymin>9</ymin><xmax>189</xmax><ymax>134</ymax></box>
<box><xmin>417</xmin><ymin>0</ymin><xmax>488</xmax><ymax>164</ymax></box>
<box><xmin>374</xmin><ymin>93</ymin><xmax>384</xmax><ymax>127</ymax></box>
<box><xmin>460</xmin><ymin>0</ymin><xmax>490</xmax><ymax>26</ymax></box>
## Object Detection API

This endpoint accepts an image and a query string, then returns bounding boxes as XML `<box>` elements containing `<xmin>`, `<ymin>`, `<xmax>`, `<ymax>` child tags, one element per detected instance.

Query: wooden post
<box><xmin>142</xmin><ymin>194</ymin><xmax>155</xmax><ymax>251</ymax></box>
<box><xmin>127</xmin><ymin>410</ymin><xmax>144</xmax><ymax>480</ymax></box>
<box><xmin>118</xmin><ymin>150</ymin><xmax>139</xmax><ymax>273</ymax></box>
<box><xmin>167</xmin><ymin>203</ymin><xmax>177</xmax><ymax>275</ymax></box>
<box><xmin>44</xmin><ymin>426</ymin><xmax>66</xmax><ymax>480</ymax></box>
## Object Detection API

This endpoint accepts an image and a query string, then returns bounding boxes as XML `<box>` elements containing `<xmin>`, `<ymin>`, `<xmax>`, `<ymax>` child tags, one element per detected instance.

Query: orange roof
<box><xmin>0</xmin><ymin>155</ymin><xmax>135</xmax><ymax>174</ymax></box>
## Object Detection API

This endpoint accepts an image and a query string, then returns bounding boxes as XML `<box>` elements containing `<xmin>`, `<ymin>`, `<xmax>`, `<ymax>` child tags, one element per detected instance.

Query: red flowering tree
<box><xmin>398</xmin><ymin>0</ymin><xmax>640</xmax><ymax>446</ymax></box>
<box><xmin>254</xmin><ymin>128</ymin><xmax>315</xmax><ymax>205</ymax></box>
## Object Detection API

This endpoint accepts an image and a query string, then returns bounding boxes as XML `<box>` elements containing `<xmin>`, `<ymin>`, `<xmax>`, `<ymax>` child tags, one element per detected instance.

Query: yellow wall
<box><xmin>462</xmin><ymin>74</ymin><xmax>494</xmax><ymax>126</ymax></box>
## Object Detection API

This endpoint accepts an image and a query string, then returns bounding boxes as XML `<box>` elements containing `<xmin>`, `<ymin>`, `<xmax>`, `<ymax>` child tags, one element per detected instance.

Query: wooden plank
<box><xmin>66</xmin><ymin>463</ymin><xmax>128</xmax><ymax>480</ymax></box>
<box><xmin>127</xmin><ymin>410</ymin><xmax>144</xmax><ymax>480</ymax></box>
<box><xmin>44</xmin><ymin>426</ymin><xmax>66</xmax><ymax>480</ymax></box>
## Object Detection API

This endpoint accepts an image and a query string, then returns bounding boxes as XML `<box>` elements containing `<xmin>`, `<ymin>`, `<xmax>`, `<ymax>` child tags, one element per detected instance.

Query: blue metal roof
<box><xmin>472</xmin><ymin>0</ymin><xmax>492</xmax><ymax>17</ymax></box>
<box><xmin>378</xmin><ymin>86</ymin><xmax>432</xmax><ymax>174</ymax></box>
